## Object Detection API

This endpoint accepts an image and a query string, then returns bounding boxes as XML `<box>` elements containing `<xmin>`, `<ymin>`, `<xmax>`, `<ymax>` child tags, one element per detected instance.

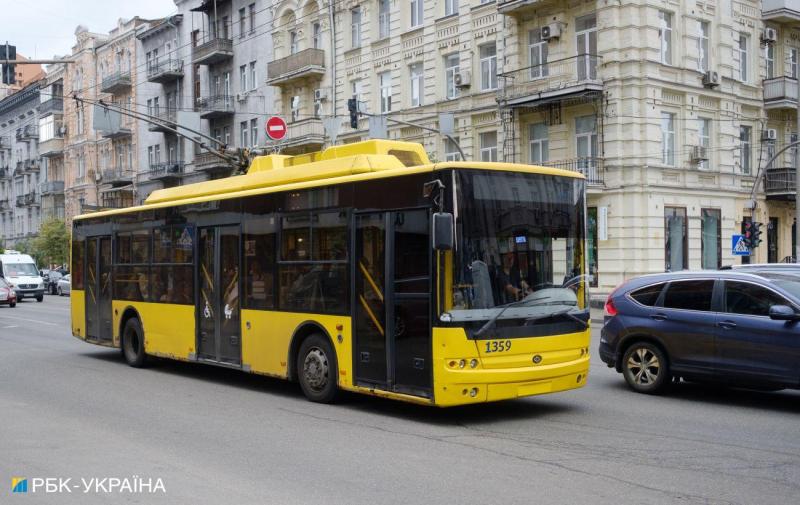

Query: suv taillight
<box><xmin>604</xmin><ymin>296</ymin><xmax>618</xmax><ymax>317</ymax></box>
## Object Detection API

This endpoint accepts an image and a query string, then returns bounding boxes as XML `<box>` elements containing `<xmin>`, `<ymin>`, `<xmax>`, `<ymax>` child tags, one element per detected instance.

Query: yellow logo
<box><xmin>12</xmin><ymin>477</ymin><xmax>28</xmax><ymax>493</ymax></box>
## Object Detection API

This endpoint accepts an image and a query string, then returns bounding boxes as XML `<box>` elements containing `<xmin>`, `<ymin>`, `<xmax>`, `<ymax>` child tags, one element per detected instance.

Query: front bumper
<box><xmin>14</xmin><ymin>288</ymin><xmax>44</xmax><ymax>299</ymax></box>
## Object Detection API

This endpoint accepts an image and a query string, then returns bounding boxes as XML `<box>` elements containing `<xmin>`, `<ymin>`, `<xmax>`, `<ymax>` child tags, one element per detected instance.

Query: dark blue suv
<box><xmin>600</xmin><ymin>271</ymin><xmax>800</xmax><ymax>394</ymax></box>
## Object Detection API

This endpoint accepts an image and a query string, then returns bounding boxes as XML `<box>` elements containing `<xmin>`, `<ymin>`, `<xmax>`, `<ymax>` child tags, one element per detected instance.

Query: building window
<box><xmin>312</xmin><ymin>23</ymin><xmax>321</xmax><ymax>49</ymax></box>
<box><xmin>790</xmin><ymin>132</ymin><xmax>798</xmax><ymax>168</ymax></box>
<box><xmin>410</xmin><ymin>63</ymin><xmax>424</xmax><ymax>107</ymax></box>
<box><xmin>766</xmin><ymin>42</ymin><xmax>775</xmax><ymax>79</ymax></box>
<box><xmin>740</xmin><ymin>125</ymin><xmax>752</xmax><ymax>174</ymax></box>
<box><xmin>665</xmin><ymin>207</ymin><xmax>687</xmax><ymax>271</ymax></box>
<box><xmin>480</xmin><ymin>43</ymin><xmax>497</xmax><ymax>91</ymax></box>
<box><xmin>289</xmin><ymin>31</ymin><xmax>298</xmax><ymax>54</ymax></box>
<box><xmin>445</xmin><ymin>0</ymin><xmax>458</xmax><ymax>16</ymax></box>
<box><xmin>698</xmin><ymin>21</ymin><xmax>709</xmax><ymax>71</ymax></box>
<box><xmin>77</xmin><ymin>106</ymin><xmax>84</xmax><ymax>134</ymax></box>
<box><xmin>479</xmin><ymin>131</ymin><xmax>498</xmax><ymax>162</ymax></box>
<box><xmin>351</xmin><ymin>79</ymin><xmax>363</xmax><ymax>103</ymax></box>
<box><xmin>291</xmin><ymin>96</ymin><xmax>301</xmax><ymax>122</ymax></box>
<box><xmin>738</xmin><ymin>33</ymin><xmax>749</xmax><ymax>82</ymax></box>
<box><xmin>379</xmin><ymin>71</ymin><xmax>392</xmax><ymax>113</ymax></box>
<box><xmin>701</xmin><ymin>209</ymin><xmax>721</xmax><ymax>270</ymax></box>
<box><xmin>444</xmin><ymin>53</ymin><xmax>460</xmax><ymax>99</ymax></box>
<box><xmin>528</xmin><ymin>123</ymin><xmax>548</xmax><ymax>164</ymax></box>
<box><xmin>411</xmin><ymin>0</ymin><xmax>423</xmax><ymax>28</ymax></box>
<box><xmin>351</xmin><ymin>7</ymin><xmax>362</xmax><ymax>48</ymax></box>
<box><xmin>379</xmin><ymin>0</ymin><xmax>391</xmax><ymax>39</ymax></box>
<box><xmin>239</xmin><ymin>7</ymin><xmax>246</xmax><ymax>38</ymax></box>
<box><xmin>223</xmin><ymin>126</ymin><xmax>231</xmax><ymax>145</ymax></box>
<box><xmin>791</xmin><ymin>48</ymin><xmax>798</xmax><ymax>79</ymax></box>
<box><xmin>661</xmin><ymin>112</ymin><xmax>675</xmax><ymax>166</ymax></box>
<box><xmin>529</xmin><ymin>28</ymin><xmax>548</xmax><ymax>79</ymax></box>
<box><xmin>251</xmin><ymin>118</ymin><xmax>258</xmax><ymax>146</ymax></box>
<box><xmin>240</xmin><ymin>121</ymin><xmax>249</xmax><ymax>147</ymax></box>
<box><xmin>239</xmin><ymin>64</ymin><xmax>247</xmax><ymax>92</ymax></box>
<box><xmin>444</xmin><ymin>137</ymin><xmax>461</xmax><ymax>161</ymax></box>
<box><xmin>698</xmin><ymin>117</ymin><xmax>711</xmax><ymax>170</ymax></box>
<box><xmin>249</xmin><ymin>4</ymin><xmax>256</xmax><ymax>34</ymax></box>
<box><xmin>575</xmin><ymin>115</ymin><xmax>598</xmax><ymax>166</ymax></box>
<box><xmin>659</xmin><ymin>11</ymin><xmax>673</xmax><ymax>65</ymax></box>
<box><xmin>249</xmin><ymin>61</ymin><xmax>257</xmax><ymax>91</ymax></box>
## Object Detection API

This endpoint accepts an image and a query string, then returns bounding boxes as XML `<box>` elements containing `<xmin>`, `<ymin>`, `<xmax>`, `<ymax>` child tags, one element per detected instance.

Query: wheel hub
<box><xmin>303</xmin><ymin>347</ymin><xmax>329</xmax><ymax>392</ymax></box>
<box><xmin>627</xmin><ymin>347</ymin><xmax>660</xmax><ymax>385</ymax></box>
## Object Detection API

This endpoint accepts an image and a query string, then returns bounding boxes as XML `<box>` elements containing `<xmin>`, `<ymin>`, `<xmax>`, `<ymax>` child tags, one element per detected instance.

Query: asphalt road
<box><xmin>1</xmin><ymin>295</ymin><xmax>799</xmax><ymax>505</ymax></box>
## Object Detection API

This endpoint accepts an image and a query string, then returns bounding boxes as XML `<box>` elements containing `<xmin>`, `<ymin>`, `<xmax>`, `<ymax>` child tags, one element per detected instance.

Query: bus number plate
<box><xmin>484</xmin><ymin>340</ymin><xmax>512</xmax><ymax>353</ymax></box>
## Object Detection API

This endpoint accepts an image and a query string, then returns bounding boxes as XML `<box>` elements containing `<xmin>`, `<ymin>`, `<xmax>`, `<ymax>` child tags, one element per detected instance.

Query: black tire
<box><xmin>50</xmin><ymin>284</ymin><xmax>57</xmax><ymax>295</ymax></box>
<box><xmin>36</xmin><ymin>294</ymin><xmax>43</xmax><ymax>302</ymax></box>
<box><xmin>121</xmin><ymin>318</ymin><xmax>147</xmax><ymax>368</ymax></box>
<box><xmin>621</xmin><ymin>341</ymin><xmax>670</xmax><ymax>394</ymax></box>
<box><xmin>9</xmin><ymin>301</ymin><xmax>16</xmax><ymax>308</ymax></box>
<box><xmin>296</xmin><ymin>333</ymin><xmax>338</xmax><ymax>403</ymax></box>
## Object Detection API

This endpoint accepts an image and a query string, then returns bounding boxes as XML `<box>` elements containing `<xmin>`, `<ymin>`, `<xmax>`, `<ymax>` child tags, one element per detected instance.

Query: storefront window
<box><xmin>701</xmin><ymin>208</ymin><xmax>721</xmax><ymax>269</ymax></box>
<box><xmin>665</xmin><ymin>207</ymin><xmax>687</xmax><ymax>271</ymax></box>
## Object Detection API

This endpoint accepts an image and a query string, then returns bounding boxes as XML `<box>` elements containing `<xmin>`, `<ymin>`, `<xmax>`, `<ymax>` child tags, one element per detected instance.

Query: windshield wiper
<box><xmin>474</xmin><ymin>305</ymin><xmax>589</xmax><ymax>339</ymax></box>
<box><xmin>527</xmin><ymin>308</ymin><xmax>589</xmax><ymax>330</ymax></box>
<box><xmin>473</xmin><ymin>297</ymin><xmax>549</xmax><ymax>338</ymax></box>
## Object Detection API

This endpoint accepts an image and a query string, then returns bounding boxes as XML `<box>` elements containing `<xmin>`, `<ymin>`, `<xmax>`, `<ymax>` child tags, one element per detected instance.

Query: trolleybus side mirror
<box><xmin>433</xmin><ymin>212</ymin><xmax>454</xmax><ymax>251</ymax></box>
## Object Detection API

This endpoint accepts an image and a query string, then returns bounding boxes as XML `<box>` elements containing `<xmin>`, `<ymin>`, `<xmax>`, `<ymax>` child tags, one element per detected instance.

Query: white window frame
<box><xmin>698</xmin><ymin>21</ymin><xmax>709</xmax><ymax>72</ymax></box>
<box><xmin>351</xmin><ymin>8</ymin><xmax>362</xmax><ymax>48</ymax></box>
<box><xmin>445</xmin><ymin>0</ymin><xmax>458</xmax><ymax>16</ymax></box>
<box><xmin>289</xmin><ymin>30</ymin><xmax>299</xmax><ymax>55</ymax></box>
<box><xmin>739</xmin><ymin>33</ymin><xmax>749</xmax><ymax>82</ymax></box>
<box><xmin>479</xmin><ymin>43</ymin><xmax>497</xmax><ymax>91</ymax></box>
<box><xmin>661</xmin><ymin>112</ymin><xmax>676</xmax><ymax>166</ymax></box>
<box><xmin>445</xmin><ymin>53</ymin><xmax>460</xmax><ymax>99</ymax></box>
<box><xmin>251</xmin><ymin>118</ymin><xmax>258</xmax><ymax>147</ymax></box>
<box><xmin>249</xmin><ymin>62</ymin><xmax>257</xmax><ymax>91</ymax></box>
<box><xmin>479</xmin><ymin>131</ymin><xmax>498</xmax><ymax>162</ymax></box>
<box><xmin>766</xmin><ymin>42</ymin><xmax>775</xmax><ymax>79</ymax></box>
<box><xmin>379</xmin><ymin>0</ymin><xmax>391</xmax><ymax>39</ymax></box>
<box><xmin>445</xmin><ymin>137</ymin><xmax>461</xmax><ymax>162</ymax></box>
<box><xmin>240</xmin><ymin>121</ymin><xmax>248</xmax><ymax>147</ymax></box>
<box><xmin>410</xmin><ymin>63</ymin><xmax>424</xmax><ymax>107</ymax></box>
<box><xmin>529</xmin><ymin>28</ymin><xmax>548</xmax><ymax>79</ymax></box>
<box><xmin>659</xmin><ymin>11</ymin><xmax>673</xmax><ymax>65</ymax></box>
<box><xmin>528</xmin><ymin>123</ymin><xmax>549</xmax><ymax>164</ymax></box>
<box><xmin>313</xmin><ymin>23</ymin><xmax>322</xmax><ymax>49</ymax></box>
<box><xmin>379</xmin><ymin>71</ymin><xmax>392</xmax><ymax>113</ymax></box>
<box><xmin>239</xmin><ymin>64</ymin><xmax>247</xmax><ymax>93</ymax></box>
<box><xmin>791</xmin><ymin>48</ymin><xmax>799</xmax><ymax>79</ymax></box>
<box><xmin>291</xmin><ymin>95</ymin><xmax>301</xmax><ymax>122</ymax></box>
<box><xmin>698</xmin><ymin>117</ymin><xmax>711</xmax><ymax>170</ymax></box>
<box><xmin>740</xmin><ymin>125</ymin><xmax>752</xmax><ymax>174</ymax></box>
<box><xmin>411</xmin><ymin>0</ymin><xmax>423</xmax><ymax>28</ymax></box>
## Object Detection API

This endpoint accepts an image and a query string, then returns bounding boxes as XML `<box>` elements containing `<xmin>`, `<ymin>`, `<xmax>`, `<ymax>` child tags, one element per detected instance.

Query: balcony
<box><xmin>0</xmin><ymin>199</ymin><xmax>9</xmax><ymax>211</ymax></box>
<box><xmin>39</xmin><ymin>134</ymin><xmax>65</xmax><ymax>158</ymax></box>
<box><xmin>497</xmin><ymin>0</ymin><xmax>556</xmax><ymax>16</ymax></box>
<box><xmin>101</xmin><ymin>168</ymin><xmax>135</xmax><ymax>187</ymax></box>
<box><xmin>192</xmin><ymin>37</ymin><xmax>233</xmax><ymax>65</ymax></box>
<box><xmin>195</xmin><ymin>95</ymin><xmax>234</xmax><ymax>119</ymax></box>
<box><xmin>146</xmin><ymin>59</ymin><xmax>184</xmax><ymax>83</ymax></box>
<box><xmin>15</xmin><ymin>195</ymin><xmax>25</xmax><ymax>207</ymax></box>
<box><xmin>148</xmin><ymin>109</ymin><xmax>178</xmax><ymax>133</ymax></box>
<box><xmin>40</xmin><ymin>180</ymin><xmax>65</xmax><ymax>195</ymax></box>
<box><xmin>280</xmin><ymin>118</ymin><xmax>326</xmax><ymax>154</ymax></box>
<box><xmin>763</xmin><ymin>76</ymin><xmax>798</xmax><ymax>110</ymax></box>
<box><xmin>16</xmin><ymin>124</ymin><xmax>39</xmax><ymax>141</ymax></box>
<box><xmin>100</xmin><ymin>72</ymin><xmax>132</xmax><ymax>94</ymax></box>
<box><xmin>765</xmin><ymin>167</ymin><xmax>796</xmax><ymax>200</ymax></box>
<box><xmin>25</xmin><ymin>192</ymin><xmax>39</xmax><ymax>207</ymax></box>
<box><xmin>101</xmin><ymin>124</ymin><xmax>132</xmax><ymax>139</ymax></box>
<box><xmin>147</xmin><ymin>161</ymin><xmax>185</xmax><ymax>181</ymax></box>
<box><xmin>763</xmin><ymin>0</ymin><xmax>800</xmax><ymax>23</ymax></box>
<box><xmin>266</xmin><ymin>48</ymin><xmax>325</xmax><ymax>86</ymax></box>
<box><xmin>0</xmin><ymin>136</ymin><xmax>10</xmax><ymax>150</ymax></box>
<box><xmin>23</xmin><ymin>159</ymin><xmax>40</xmax><ymax>173</ymax></box>
<box><xmin>194</xmin><ymin>151</ymin><xmax>233</xmax><ymax>174</ymax></box>
<box><xmin>541</xmin><ymin>157</ymin><xmax>604</xmax><ymax>186</ymax></box>
<box><xmin>99</xmin><ymin>187</ymin><xmax>134</xmax><ymax>209</ymax></box>
<box><xmin>39</xmin><ymin>98</ymin><xmax>63</xmax><ymax>115</ymax></box>
<box><xmin>499</xmin><ymin>54</ymin><xmax>603</xmax><ymax>107</ymax></box>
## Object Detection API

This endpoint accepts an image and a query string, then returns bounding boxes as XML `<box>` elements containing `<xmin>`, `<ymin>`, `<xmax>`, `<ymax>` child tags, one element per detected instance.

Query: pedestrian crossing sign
<box><xmin>732</xmin><ymin>234</ymin><xmax>750</xmax><ymax>256</ymax></box>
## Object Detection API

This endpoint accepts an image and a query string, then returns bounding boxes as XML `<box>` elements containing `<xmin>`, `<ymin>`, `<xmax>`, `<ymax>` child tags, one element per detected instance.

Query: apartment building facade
<box><xmin>0</xmin><ymin>81</ymin><xmax>43</xmax><ymax>247</ymax></box>
<box><xmin>39</xmin><ymin>63</ymin><xmax>67</xmax><ymax>222</ymax></box>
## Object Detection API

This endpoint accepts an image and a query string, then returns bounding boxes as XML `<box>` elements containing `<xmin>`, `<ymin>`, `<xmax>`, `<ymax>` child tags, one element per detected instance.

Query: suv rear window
<box><xmin>662</xmin><ymin>280</ymin><xmax>715</xmax><ymax>311</ymax></box>
<box><xmin>629</xmin><ymin>283</ymin><xmax>665</xmax><ymax>306</ymax></box>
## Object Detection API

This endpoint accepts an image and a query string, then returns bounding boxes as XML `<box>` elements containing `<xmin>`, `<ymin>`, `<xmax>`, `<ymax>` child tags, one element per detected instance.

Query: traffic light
<box><xmin>751</xmin><ymin>222</ymin><xmax>764</xmax><ymax>249</ymax></box>
<box><xmin>0</xmin><ymin>43</ymin><xmax>15</xmax><ymax>85</ymax></box>
<box><xmin>347</xmin><ymin>98</ymin><xmax>358</xmax><ymax>129</ymax></box>
<box><xmin>743</xmin><ymin>221</ymin><xmax>753</xmax><ymax>249</ymax></box>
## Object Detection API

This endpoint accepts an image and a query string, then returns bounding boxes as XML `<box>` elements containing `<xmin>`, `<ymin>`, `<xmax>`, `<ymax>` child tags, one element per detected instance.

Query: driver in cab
<box><xmin>497</xmin><ymin>252</ymin><xmax>530</xmax><ymax>303</ymax></box>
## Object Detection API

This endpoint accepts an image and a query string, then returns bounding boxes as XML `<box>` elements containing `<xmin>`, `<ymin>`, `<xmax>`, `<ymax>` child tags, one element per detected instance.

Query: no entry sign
<box><xmin>266</xmin><ymin>116</ymin><xmax>287</xmax><ymax>141</ymax></box>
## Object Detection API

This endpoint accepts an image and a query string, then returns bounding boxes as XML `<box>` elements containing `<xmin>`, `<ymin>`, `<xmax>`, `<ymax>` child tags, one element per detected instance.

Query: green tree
<box><xmin>32</xmin><ymin>218</ymin><xmax>70</xmax><ymax>268</ymax></box>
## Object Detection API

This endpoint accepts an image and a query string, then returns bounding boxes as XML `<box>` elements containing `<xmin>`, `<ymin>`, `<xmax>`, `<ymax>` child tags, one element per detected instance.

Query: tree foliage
<box><xmin>32</xmin><ymin>218</ymin><xmax>70</xmax><ymax>267</ymax></box>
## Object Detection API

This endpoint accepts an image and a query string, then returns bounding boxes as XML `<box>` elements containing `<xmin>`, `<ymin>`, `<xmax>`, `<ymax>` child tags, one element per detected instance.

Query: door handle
<box><xmin>717</xmin><ymin>320</ymin><xmax>737</xmax><ymax>330</ymax></box>
<box><xmin>649</xmin><ymin>313</ymin><xmax>667</xmax><ymax>321</ymax></box>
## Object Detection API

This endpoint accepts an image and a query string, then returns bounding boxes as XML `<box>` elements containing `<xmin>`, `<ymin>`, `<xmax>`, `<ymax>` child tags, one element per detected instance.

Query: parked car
<box><xmin>57</xmin><ymin>274</ymin><xmax>71</xmax><ymax>296</ymax></box>
<box><xmin>45</xmin><ymin>270</ymin><xmax>63</xmax><ymax>295</ymax></box>
<box><xmin>600</xmin><ymin>271</ymin><xmax>800</xmax><ymax>394</ymax></box>
<box><xmin>0</xmin><ymin>277</ymin><xmax>17</xmax><ymax>307</ymax></box>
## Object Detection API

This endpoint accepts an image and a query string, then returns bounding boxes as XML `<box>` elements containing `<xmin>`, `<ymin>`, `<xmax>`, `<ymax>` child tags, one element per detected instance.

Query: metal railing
<box><xmin>195</xmin><ymin>95</ymin><xmax>234</xmax><ymax>115</ymax></box>
<box><xmin>24</xmin><ymin>159</ymin><xmax>40</xmax><ymax>172</ymax></box>
<box><xmin>541</xmin><ymin>157</ymin><xmax>604</xmax><ymax>185</ymax></box>
<box><xmin>763</xmin><ymin>76</ymin><xmax>798</xmax><ymax>105</ymax></box>
<box><xmin>193</xmin><ymin>37</ymin><xmax>233</xmax><ymax>64</ymax></box>
<box><xmin>101</xmin><ymin>168</ymin><xmax>135</xmax><ymax>184</ymax></box>
<box><xmin>146</xmin><ymin>59</ymin><xmax>184</xmax><ymax>80</ymax></box>
<box><xmin>40</xmin><ymin>180</ymin><xmax>65</xmax><ymax>194</ymax></box>
<box><xmin>267</xmin><ymin>48</ymin><xmax>325</xmax><ymax>82</ymax></box>
<box><xmin>764</xmin><ymin>167</ymin><xmax>796</xmax><ymax>194</ymax></box>
<box><xmin>194</xmin><ymin>151</ymin><xmax>232</xmax><ymax>172</ymax></box>
<box><xmin>100</xmin><ymin>72</ymin><xmax>132</xmax><ymax>93</ymax></box>
<box><xmin>148</xmin><ymin>161</ymin><xmax>185</xmax><ymax>178</ymax></box>
<box><xmin>499</xmin><ymin>54</ymin><xmax>603</xmax><ymax>103</ymax></box>
<box><xmin>39</xmin><ymin>97</ymin><xmax>64</xmax><ymax>115</ymax></box>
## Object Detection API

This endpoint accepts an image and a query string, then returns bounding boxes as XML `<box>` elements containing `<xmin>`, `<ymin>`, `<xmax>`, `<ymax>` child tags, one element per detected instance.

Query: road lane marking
<box><xmin>2</xmin><ymin>325</ymin><xmax>19</xmax><ymax>329</ymax></box>
<box><xmin>0</xmin><ymin>314</ymin><xmax>59</xmax><ymax>326</ymax></box>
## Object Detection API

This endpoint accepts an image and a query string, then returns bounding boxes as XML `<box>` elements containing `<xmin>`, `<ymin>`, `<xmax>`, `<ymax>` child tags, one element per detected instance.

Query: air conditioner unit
<box><xmin>314</xmin><ymin>88</ymin><xmax>329</xmax><ymax>101</ymax></box>
<box><xmin>762</xmin><ymin>128</ymin><xmax>778</xmax><ymax>141</ymax></box>
<box><xmin>762</xmin><ymin>27</ymin><xmax>778</xmax><ymax>44</ymax></box>
<box><xmin>691</xmin><ymin>145</ymin><xmax>708</xmax><ymax>162</ymax></box>
<box><xmin>58</xmin><ymin>125</ymin><xmax>67</xmax><ymax>135</ymax></box>
<box><xmin>454</xmin><ymin>71</ymin><xmax>471</xmax><ymax>88</ymax></box>
<box><xmin>702</xmin><ymin>70</ymin><xmax>720</xmax><ymax>88</ymax></box>
<box><xmin>541</xmin><ymin>23</ymin><xmax>562</xmax><ymax>41</ymax></box>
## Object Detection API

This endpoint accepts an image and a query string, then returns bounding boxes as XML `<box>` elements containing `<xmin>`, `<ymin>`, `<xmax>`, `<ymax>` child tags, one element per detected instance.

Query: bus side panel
<box><xmin>71</xmin><ymin>290</ymin><xmax>86</xmax><ymax>340</ymax></box>
<box><xmin>112</xmin><ymin>301</ymin><xmax>196</xmax><ymax>359</ymax></box>
<box><xmin>241</xmin><ymin>310</ymin><xmax>352</xmax><ymax>385</ymax></box>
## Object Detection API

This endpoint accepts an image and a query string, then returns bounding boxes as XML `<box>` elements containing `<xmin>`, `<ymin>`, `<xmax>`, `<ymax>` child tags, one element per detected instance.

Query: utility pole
<box><xmin>797</xmin><ymin>86</ymin><xmax>800</xmax><ymax>263</ymax></box>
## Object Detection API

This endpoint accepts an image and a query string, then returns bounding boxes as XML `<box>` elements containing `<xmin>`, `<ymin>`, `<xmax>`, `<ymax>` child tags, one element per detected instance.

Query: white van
<box><xmin>0</xmin><ymin>251</ymin><xmax>45</xmax><ymax>302</ymax></box>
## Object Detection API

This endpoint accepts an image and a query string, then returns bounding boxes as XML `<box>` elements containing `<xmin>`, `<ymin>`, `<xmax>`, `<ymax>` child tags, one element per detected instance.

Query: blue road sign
<box><xmin>732</xmin><ymin>234</ymin><xmax>750</xmax><ymax>256</ymax></box>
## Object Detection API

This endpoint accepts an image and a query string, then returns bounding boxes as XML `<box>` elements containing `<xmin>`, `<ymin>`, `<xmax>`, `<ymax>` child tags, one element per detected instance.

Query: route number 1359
<box><xmin>484</xmin><ymin>340</ymin><xmax>512</xmax><ymax>353</ymax></box>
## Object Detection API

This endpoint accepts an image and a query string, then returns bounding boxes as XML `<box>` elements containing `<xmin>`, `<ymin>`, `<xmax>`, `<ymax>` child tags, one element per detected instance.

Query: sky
<box><xmin>0</xmin><ymin>0</ymin><xmax>178</xmax><ymax>60</ymax></box>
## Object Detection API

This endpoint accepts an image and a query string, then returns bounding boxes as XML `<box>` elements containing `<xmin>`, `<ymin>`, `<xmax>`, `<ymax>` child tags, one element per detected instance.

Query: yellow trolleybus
<box><xmin>70</xmin><ymin>140</ymin><xmax>590</xmax><ymax>406</ymax></box>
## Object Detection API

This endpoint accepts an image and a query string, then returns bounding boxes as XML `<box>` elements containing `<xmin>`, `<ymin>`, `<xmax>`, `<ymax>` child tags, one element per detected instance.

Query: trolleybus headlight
<box><xmin>469</xmin><ymin>359</ymin><xmax>478</xmax><ymax>368</ymax></box>
<box><xmin>458</xmin><ymin>359</ymin><xmax>466</xmax><ymax>369</ymax></box>
<box><xmin>469</xmin><ymin>388</ymin><xmax>478</xmax><ymax>397</ymax></box>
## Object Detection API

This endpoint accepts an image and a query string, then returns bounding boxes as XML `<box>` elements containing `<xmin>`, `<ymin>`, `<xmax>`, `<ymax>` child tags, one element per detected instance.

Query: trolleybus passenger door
<box><xmin>85</xmin><ymin>236</ymin><xmax>113</xmax><ymax>342</ymax></box>
<box><xmin>354</xmin><ymin>209</ymin><xmax>432</xmax><ymax>396</ymax></box>
<box><xmin>197</xmin><ymin>226</ymin><xmax>242</xmax><ymax>365</ymax></box>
